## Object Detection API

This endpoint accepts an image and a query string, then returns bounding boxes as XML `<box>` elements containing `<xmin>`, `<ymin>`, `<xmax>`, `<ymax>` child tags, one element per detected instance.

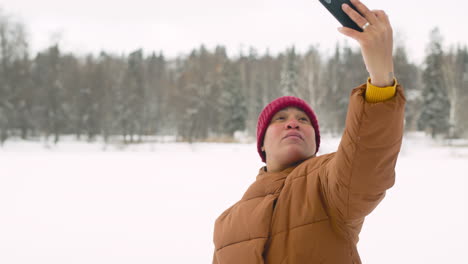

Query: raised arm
<box><xmin>318</xmin><ymin>0</ymin><xmax>406</xmax><ymax>239</ymax></box>
<box><xmin>321</xmin><ymin>83</ymin><xmax>405</xmax><ymax>236</ymax></box>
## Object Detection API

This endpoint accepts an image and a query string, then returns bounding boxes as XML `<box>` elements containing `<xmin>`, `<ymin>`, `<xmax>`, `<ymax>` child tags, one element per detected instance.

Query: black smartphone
<box><xmin>318</xmin><ymin>0</ymin><xmax>363</xmax><ymax>32</ymax></box>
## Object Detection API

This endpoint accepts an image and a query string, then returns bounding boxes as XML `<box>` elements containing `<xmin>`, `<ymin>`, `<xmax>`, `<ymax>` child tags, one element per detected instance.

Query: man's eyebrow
<box><xmin>272</xmin><ymin>110</ymin><xmax>288</xmax><ymax>116</ymax></box>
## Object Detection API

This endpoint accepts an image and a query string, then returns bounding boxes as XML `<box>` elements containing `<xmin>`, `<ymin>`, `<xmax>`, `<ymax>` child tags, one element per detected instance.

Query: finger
<box><xmin>373</xmin><ymin>10</ymin><xmax>390</xmax><ymax>23</ymax></box>
<box><xmin>373</xmin><ymin>9</ymin><xmax>386</xmax><ymax>16</ymax></box>
<box><xmin>337</xmin><ymin>26</ymin><xmax>362</xmax><ymax>41</ymax></box>
<box><xmin>342</xmin><ymin>3</ymin><xmax>369</xmax><ymax>30</ymax></box>
<box><xmin>370</xmin><ymin>9</ymin><xmax>391</xmax><ymax>30</ymax></box>
<box><xmin>350</xmin><ymin>0</ymin><xmax>378</xmax><ymax>25</ymax></box>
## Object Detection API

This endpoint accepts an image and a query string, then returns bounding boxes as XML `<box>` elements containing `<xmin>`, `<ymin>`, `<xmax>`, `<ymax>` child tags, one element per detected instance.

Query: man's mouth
<box><xmin>283</xmin><ymin>132</ymin><xmax>303</xmax><ymax>140</ymax></box>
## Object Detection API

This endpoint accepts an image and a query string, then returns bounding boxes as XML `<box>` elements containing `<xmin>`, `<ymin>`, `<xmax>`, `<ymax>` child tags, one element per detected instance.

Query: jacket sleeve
<box><xmin>365</xmin><ymin>77</ymin><xmax>398</xmax><ymax>103</ymax></box>
<box><xmin>319</xmin><ymin>83</ymin><xmax>406</xmax><ymax>240</ymax></box>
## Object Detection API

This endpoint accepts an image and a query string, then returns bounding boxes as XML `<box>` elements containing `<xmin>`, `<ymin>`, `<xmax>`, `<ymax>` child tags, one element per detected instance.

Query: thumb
<box><xmin>337</xmin><ymin>27</ymin><xmax>360</xmax><ymax>41</ymax></box>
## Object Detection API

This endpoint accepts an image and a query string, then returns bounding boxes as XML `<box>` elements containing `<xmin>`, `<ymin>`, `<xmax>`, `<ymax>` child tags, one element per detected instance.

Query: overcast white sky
<box><xmin>1</xmin><ymin>0</ymin><xmax>467</xmax><ymax>64</ymax></box>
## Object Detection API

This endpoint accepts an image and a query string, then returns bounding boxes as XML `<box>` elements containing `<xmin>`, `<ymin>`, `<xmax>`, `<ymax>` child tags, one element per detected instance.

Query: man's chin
<box><xmin>283</xmin><ymin>150</ymin><xmax>308</xmax><ymax>164</ymax></box>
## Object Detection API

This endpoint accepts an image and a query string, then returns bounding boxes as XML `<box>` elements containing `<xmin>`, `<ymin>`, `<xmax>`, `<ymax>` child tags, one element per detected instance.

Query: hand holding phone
<box><xmin>318</xmin><ymin>0</ymin><xmax>396</xmax><ymax>87</ymax></box>
<box><xmin>319</xmin><ymin>0</ymin><xmax>364</xmax><ymax>32</ymax></box>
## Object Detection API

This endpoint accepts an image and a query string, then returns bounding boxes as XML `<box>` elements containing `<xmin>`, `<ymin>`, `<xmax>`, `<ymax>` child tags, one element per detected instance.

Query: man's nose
<box><xmin>286</xmin><ymin>119</ymin><xmax>299</xmax><ymax>129</ymax></box>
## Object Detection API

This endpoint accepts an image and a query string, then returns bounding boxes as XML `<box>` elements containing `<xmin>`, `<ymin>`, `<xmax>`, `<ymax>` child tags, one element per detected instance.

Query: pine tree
<box><xmin>146</xmin><ymin>52</ymin><xmax>166</xmax><ymax>136</ymax></box>
<box><xmin>394</xmin><ymin>44</ymin><xmax>422</xmax><ymax>131</ymax></box>
<box><xmin>122</xmin><ymin>49</ymin><xmax>146</xmax><ymax>142</ymax></box>
<box><xmin>0</xmin><ymin>10</ymin><xmax>29</xmax><ymax>143</ymax></box>
<box><xmin>32</xmin><ymin>45</ymin><xmax>67</xmax><ymax>143</ymax></box>
<box><xmin>280</xmin><ymin>47</ymin><xmax>300</xmax><ymax>96</ymax></box>
<box><xmin>418</xmin><ymin>28</ymin><xmax>451</xmax><ymax>138</ymax></box>
<box><xmin>454</xmin><ymin>46</ymin><xmax>468</xmax><ymax>138</ymax></box>
<box><xmin>219</xmin><ymin>61</ymin><xmax>247</xmax><ymax>137</ymax></box>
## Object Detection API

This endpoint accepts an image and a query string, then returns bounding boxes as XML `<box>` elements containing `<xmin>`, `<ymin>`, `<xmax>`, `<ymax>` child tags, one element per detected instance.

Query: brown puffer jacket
<box><xmin>212</xmin><ymin>83</ymin><xmax>406</xmax><ymax>264</ymax></box>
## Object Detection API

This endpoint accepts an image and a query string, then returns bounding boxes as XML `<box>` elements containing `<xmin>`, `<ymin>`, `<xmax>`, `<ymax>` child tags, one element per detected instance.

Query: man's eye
<box><xmin>276</xmin><ymin>116</ymin><xmax>285</xmax><ymax>120</ymax></box>
<box><xmin>299</xmin><ymin>117</ymin><xmax>309</xmax><ymax>122</ymax></box>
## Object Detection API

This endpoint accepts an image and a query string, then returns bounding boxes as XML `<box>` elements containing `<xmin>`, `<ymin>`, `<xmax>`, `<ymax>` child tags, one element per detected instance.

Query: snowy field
<box><xmin>0</xmin><ymin>132</ymin><xmax>467</xmax><ymax>264</ymax></box>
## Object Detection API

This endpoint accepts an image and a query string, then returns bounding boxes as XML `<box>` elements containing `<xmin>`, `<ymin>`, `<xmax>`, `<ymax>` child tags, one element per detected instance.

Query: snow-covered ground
<box><xmin>0</xmin><ymin>132</ymin><xmax>467</xmax><ymax>264</ymax></box>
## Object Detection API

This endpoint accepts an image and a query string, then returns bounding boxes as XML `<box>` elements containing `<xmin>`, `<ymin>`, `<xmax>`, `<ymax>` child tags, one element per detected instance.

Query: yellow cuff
<box><xmin>365</xmin><ymin>77</ymin><xmax>398</xmax><ymax>103</ymax></box>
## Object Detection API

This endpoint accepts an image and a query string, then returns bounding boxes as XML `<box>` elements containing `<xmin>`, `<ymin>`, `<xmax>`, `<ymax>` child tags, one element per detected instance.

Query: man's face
<box><xmin>262</xmin><ymin>107</ymin><xmax>316</xmax><ymax>169</ymax></box>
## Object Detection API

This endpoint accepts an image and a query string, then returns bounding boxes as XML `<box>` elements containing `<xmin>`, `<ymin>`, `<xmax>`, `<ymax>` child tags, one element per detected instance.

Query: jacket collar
<box><xmin>241</xmin><ymin>165</ymin><xmax>296</xmax><ymax>201</ymax></box>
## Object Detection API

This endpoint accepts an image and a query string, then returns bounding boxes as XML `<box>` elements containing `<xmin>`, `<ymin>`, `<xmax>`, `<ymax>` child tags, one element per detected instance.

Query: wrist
<box><xmin>369</xmin><ymin>71</ymin><xmax>395</xmax><ymax>87</ymax></box>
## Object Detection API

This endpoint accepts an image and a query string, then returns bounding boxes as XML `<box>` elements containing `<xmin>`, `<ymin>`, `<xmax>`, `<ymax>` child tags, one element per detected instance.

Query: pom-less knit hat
<box><xmin>256</xmin><ymin>96</ymin><xmax>320</xmax><ymax>163</ymax></box>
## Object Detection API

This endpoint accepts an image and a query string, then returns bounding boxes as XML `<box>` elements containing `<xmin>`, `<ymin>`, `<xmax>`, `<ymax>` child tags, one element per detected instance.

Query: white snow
<box><xmin>0</xmin><ymin>132</ymin><xmax>467</xmax><ymax>263</ymax></box>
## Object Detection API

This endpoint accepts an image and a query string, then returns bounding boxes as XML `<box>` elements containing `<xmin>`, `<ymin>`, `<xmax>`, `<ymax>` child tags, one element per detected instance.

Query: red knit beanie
<box><xmin>256</xmin><ymin>96</ymin><xmax>320</xmax><ymax>163</ymax></box>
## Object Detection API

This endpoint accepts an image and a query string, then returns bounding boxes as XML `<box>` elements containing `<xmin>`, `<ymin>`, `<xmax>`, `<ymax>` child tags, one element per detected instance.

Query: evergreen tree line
<box><xmin>1</xmin><ymin>12</ymin><xmax>467</xmax><ymax>145</ymax></box>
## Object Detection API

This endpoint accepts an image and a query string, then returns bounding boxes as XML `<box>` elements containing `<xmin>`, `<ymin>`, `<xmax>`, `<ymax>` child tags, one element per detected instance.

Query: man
<box><xmin>212</xmin><ymin>0</ymin><xmax>405</xmax><ymax>263</ymax></box>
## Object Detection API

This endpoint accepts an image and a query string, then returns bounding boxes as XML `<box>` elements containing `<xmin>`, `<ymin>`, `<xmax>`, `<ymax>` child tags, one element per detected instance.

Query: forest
<box><xmin>1</xmin><ymin>10</ymin><xmax>467</xmax><ymax>145</ymax></box>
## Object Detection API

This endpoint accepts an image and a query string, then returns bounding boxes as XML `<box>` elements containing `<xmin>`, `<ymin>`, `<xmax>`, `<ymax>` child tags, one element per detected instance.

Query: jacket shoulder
<box><xmin>285</xmin><ymin>153</ymin><xmax>336</xmax><ymax>182</ymax></box>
